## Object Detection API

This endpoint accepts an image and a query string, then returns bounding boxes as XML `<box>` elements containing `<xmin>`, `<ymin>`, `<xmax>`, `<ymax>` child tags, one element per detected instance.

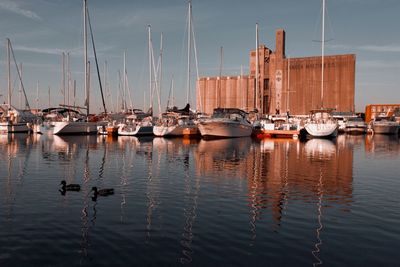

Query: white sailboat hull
<box><xmin>53</xmin><ymin>121</ymin><xmax>98</xmax><ymax>135</ymax></box>
<box><xmin>119</xmin><ymin>125</ymin><xmax>153</xmax><ymax>136</ymax></box>
<box><xmin>0</xmin><ymin>122</ymin><xmax>30</xmax><ymax>133</ymax></box>
<box><xmin>153</xmin><ymin>125</ymin><xmax>184</xmax><ymax>137</ymax></box>
<box><xmin>305</xmin><ymin>122</ymin><xmax>338</xmax><ymax>137</ymax></box>
<box><xmin>198</xmin><ymin>120</ymin><xmax>253</xmax><ymax>138</ymax></box>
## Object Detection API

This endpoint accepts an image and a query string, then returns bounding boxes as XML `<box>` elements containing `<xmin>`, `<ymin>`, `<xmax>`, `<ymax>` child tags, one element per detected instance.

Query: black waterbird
<box><xmin>60</xmin><ymin>180</ymin><xmax>81</xmax><ymax>191</ymax></box>
<box><xmin>92</xmin><ymin>186</ymin><xmax>114</xmax><ymax>197</ymax></box>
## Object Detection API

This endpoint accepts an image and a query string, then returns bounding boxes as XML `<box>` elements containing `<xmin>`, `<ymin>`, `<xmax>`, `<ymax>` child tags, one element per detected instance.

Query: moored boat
<box><xmin>344</xmin><ymin>117</ymin><xmax>367</xmax><ymax>135</ymax></box>
<box><xmin>53</xmin><ymin>119</ymin><xmax>98</xmax><ymax>135</ymax></box>
<box><xmin>305</xmin><ymin>109</ymin><xmax>338</xmax><ymax>138</ymax></box>
<box><xmin>0</xmin><ymin>105</ymin><xmax>35</xmax><ymax>133</ymax></box>
<box><xmin>198</xmin><ymin>108</ymin><xmax>252</xmax><ymax>138</ymax></box>
<box><xmin>256</xmin><ymin>116</ymin><xmax>302</xmax><ymax>139</ymax></box>
<box><xmin>304</xmin><ymin>1</ymin><xmax>338</xmax><ymax>139</ymax></box>
<box><xmin>153</xmin><ymin>113</ymin><xmax>197</xmax><ymax>137</ymax></box>
<box><xmin>370</xmin><ymin>117</ymin><xmax>399</xmax><ymax>135</ymax></box>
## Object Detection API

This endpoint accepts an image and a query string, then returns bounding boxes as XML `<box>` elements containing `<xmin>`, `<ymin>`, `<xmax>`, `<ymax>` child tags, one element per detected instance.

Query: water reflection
<box><xmin>0</xmin><ymin>134</ymin><xmax>32</xmax><ymax>224</ymax></box>
<box><xmin>192</xmin><ymin>137</ymin><xmax>353</xmax><ymax>264</ymax></box>
<box><xmin>0</xmin><ymin>134</ymin><xmax>365</xmax><ymax>266</ymax></box>
<box><xmin>305</xmin><ymin>139</ymin><xmax>336</xmax><ymax>159</ymax></box>
<box><xmin>365</xmin><ymin>134</ymin><xmax>400</xmax><ymax>155</ymax></box>
<box><xmin>179</xmin><ymin>143</ymin><xmax>199</xmax><ymax>264</ymax></box>
<box><xmin>195</xmin><ymin>137</ymin><xmax>252</xmax><ymax>176</ymax></box>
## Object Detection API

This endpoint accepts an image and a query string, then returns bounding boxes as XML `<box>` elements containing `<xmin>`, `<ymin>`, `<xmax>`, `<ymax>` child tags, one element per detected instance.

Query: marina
<box><xmin>0</xmin><ymin>0</ymin><xmax>400</xmax><ymax>266</ymax></box>
<box><xmin>0</xmin><ymin>133</ymin><xmax>399</xmax><ymax>266</ymax></box>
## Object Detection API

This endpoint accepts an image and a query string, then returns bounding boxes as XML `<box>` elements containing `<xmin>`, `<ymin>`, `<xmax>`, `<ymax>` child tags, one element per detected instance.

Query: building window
<box><xmin>263</xmin><ymin>95</ymin><xmax>269</xmax><ymax>114</ymax></box>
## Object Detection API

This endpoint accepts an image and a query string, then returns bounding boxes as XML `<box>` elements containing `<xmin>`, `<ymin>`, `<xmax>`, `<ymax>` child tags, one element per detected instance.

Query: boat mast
<box><xmin>7</xmin><ymin>38</ymin><xmax>11</xmax><ymax>109</ymax></box>
<box><xmin>158</xmin><ymin>32</ymin><xmax>163</xmax><ymax>115</ymax></box>
<box><xmin>67</xmin><ymin>52</ymin><xmax>70</xmax><ymax>108</ymax></box>
<box><xmin>123</xmin><ymin>50</ymin><xmax>127</xmax><ymax>112</ymax></box>
<box><xmin>321</xmin><ymin>0</ymin><xmax>325</xmax><ymax>108</ymax></box>
<box><xmin>83</xmin><ymin>0</ymin><xmax>89</xmax><ymax>117</ymax></box>
<box><xmin>191</xmin><ymin>12</ymin><xmax>201</xmax><ymax>113</ymax></box>
<box><xmin>148</xmin><ymin>25</ymin><xmax>153</xmax><ymax>110</ymax></box>
<box><xmin>255</xmin><ymin>23</ymin><xmax>260</xmax><ymax>113</ymax></box>
<box><xmin>62</xmin><ymin>52</ymin><xmax>65</xmax><ymax>106</ymax></box>
<box><xmin>48</xmin><ymin>86</ymin><xmax>51</xmax><ymax>108</ymax></box>
<box><xmin>171</xmin><ymin>76</ymin><xmax>174</xmax><ymax>107</ymax></box>
<box><xmin>240</xmin><ymin>65</ymin><xmax>243</xmax><ymax>109</ymax></box>
<box><xmin>36</xmin><ymin>81</ymin><xmax>39</xmax><ymax>112</ymax></box>
<box><xmin>19</xmin><ymin>63</ymin><xmax>22</xmax><ymax>109</ymax></box>
<box><xmin>186</xmin><ymin>0</ymin><xmax>192</xmax><ymax>105</ymax></box>
<box><xmin>73</xmin><ymin>80</ymin><xmax>76</xmax><ymax>108</ymax></box>
<box><xmin>218</xmin><ymin>46</ymin><xmax>223</xmax><ymax>108</ymax></box>
<box><xmin>287</xmin><ymin>57</ymin><xmax>290</xmax><ymax>112</ymax></box>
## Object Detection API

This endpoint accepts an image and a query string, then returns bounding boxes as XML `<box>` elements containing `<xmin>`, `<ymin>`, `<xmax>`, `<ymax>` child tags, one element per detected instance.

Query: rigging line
<box><xmin>186</xmin><ymin>1</ymin><xmax>192</xmax><ymax>105</ymax></box>
<box><xmin>8</xmin><ymin>39</ymin><xmax>30</xmax><ymax>110</ymax></box>
<box><xmin>154</xmin><ymin>33</ymin><xmax>163</xmax><ymax>114</ymax></box>
<box><xmin>125</xmin><ymin>71</ymin><xmax>134</xmax><ymax>112</ymax></box>
<box><xmin>191</xmin><ymin>9</ymin><xmax>201</xmax><ymax>112</ymax></box>
<box><xmin>86</xmin><ymin>7</ymin><xmax>107</xmax><ymax>114</ymax></box>
<box><xmin>117</xmin><ymin>70</ymin><xmax>121</xmax><ymax>111</ymax></box>
<box><xmin>148</xmin><ymin>25</ymin><xmax>153</xmax><ymax>110</ymax></box>
<box><xmin>158</xmin><ymin>33</ymin><xmax>163</xmax><ymax>112</ymax></box>
<box><xmin>311</xmin><ymin>2</ymin><xmax>334</xmax><ymax>43</ymax></box>
<box><xmin>176</xmin><ymin>4</ymin><xmax>189</xmax><ymax>106</ymax></box>
<box><xmin>150</xmin><ymin>39</ymin><xmax>161</xmax><ymax>115</ymax></box>
<box><xmin>324</xmin><ymin>3</ymin><xmax>336</xmax><ymax>45</ymax></box>
<box><xmin>166</xmin><ymin>75</ymin><xmax>174</xmax><ymax>109</ymax></box>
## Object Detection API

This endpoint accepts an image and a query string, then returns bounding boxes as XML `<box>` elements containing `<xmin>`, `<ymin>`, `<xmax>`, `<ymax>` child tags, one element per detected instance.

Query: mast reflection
<box><xmin>179</xmin><ymin>142</ymin><xmax>199</xmax><ymax>264</ymax></box>
<box><xmin>0</xmin><ymin>134</ymin><xmax>32</xmax><ymax>221</ymax></box>
<box><xmin>193</xmin><ymin>137</ymin><xmax>353</xmax><ymax>255</ymax></box>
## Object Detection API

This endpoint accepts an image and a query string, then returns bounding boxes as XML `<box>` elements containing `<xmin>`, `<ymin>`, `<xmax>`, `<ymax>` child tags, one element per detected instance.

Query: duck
<box><xmin>60</xmin><ymin>180</ymin><xmax>81</xmax><ymax>191</ymax></box>
<box><xmin>92</xmin><ymin>186</ymin><xmax>114</xmax><ymax>196</ymax></box>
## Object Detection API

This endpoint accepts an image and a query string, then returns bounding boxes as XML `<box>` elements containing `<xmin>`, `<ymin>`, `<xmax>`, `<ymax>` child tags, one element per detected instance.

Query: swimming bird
<box><xmin>60</xmin><ymin>180</ymin><xmax>81</xmax><ymax>191</ymax></box>
<box><xmin>92</xmin><ymin>186</ymin><xmax>114</xmax><ymax>196</ymax></box>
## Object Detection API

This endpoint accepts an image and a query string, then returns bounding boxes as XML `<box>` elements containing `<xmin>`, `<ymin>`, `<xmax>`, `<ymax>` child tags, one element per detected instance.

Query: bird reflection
<box><xmin>312</xmin><ymin>168</ymin><xmax>324</xmax><ymax>267</ymax></box>
<box><xmin>80</xmin><ymin>204</ymin><xmax>90</xmax><ymax>261</ymax></box>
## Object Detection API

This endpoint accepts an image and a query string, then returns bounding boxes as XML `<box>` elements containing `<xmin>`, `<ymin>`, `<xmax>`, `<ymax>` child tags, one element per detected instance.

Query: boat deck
<box><xmin>257</xmin><ymin>129</ymin><xmax>300</xmax><ymax>139</ymax></box>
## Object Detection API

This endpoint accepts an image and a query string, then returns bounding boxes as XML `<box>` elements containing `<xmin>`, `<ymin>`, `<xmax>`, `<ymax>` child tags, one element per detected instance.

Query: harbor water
<box><xmin>0</xmin><ymin>134</ymin><xmax>399</xmax><ymax>266</ymax></box>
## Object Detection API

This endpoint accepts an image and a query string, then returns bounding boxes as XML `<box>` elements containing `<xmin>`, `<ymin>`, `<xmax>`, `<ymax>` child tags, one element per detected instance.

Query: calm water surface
<box><xmin>0</xmin><ymin>134</ymin><xmax>399</xmax><ymax>266</ymax></box>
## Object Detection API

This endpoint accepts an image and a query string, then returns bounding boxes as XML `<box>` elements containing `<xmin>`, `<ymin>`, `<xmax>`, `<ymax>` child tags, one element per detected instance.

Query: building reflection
<box><xmin>0</xmin><ymin>133</ymin><xmax>34</xmax><ymax>221</ymax></box>
<box><xmin>365</xmin><ymin>134</ymin><xmax>400</xmax><ymax>155</ymax></box>
<box><xmin>193</xmin><ymin>137</ymin><xmax>353</xmax><ymax>245</ymax></box>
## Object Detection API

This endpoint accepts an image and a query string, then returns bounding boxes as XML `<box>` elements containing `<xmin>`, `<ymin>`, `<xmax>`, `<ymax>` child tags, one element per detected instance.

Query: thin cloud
<box><xmin>0</xmin><ymin>0</ymin><xmax>41</xmax><ymax>20</ymax></box>
<box><xmin>13</xmin><ymin>44</ymin><xmax>114</xmax><ymax>57</ymax></box>
<box><xmin>329</xmin><ymin>44</ymin><xmax>400</xmax><ymax>53</ymax></box>
<box><xmin>358</xmin><ymin>45</ymin><xmax>400</xmax><ymax>53</ymax></box>
<box><xmin>357</xmin><ymin>60</ymin><xmax>400</xmax><ymax>69</ymax></box>
<box><xmin>12</xmin><ymin>45</ymin><xmax>64</xmax><ymax>55</ymax></box>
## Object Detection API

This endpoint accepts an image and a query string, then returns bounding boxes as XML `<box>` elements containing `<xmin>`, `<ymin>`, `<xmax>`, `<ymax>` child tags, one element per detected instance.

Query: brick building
<box><xmin>196</xmin><ymin>29</ymin><xmax>356</xmax><ymax>115</ymax></box>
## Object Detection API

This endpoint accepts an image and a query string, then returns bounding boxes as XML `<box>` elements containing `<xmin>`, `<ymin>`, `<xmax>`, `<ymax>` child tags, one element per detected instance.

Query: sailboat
<box><xmin>118</xmin><ymin>108</ymin><xmax>154</xmax><ymax>136</ymax></box>
<box><xmin>0</xmin><ymin>39</ymin><xmax>35</xmax><ymax>133</ymax></box>
<box><xmin>304</xmin><ymin>0</ymin><xmax>338</xmax><ymax>138</ymax></box>
<box><xmin>52</xmin><ymin>0</ymin><xmax>97</xmax><ymax>135</ymax></box>
<box><xmin>253</xmin><ymin>24</ymin><xmax>301</xmax><ymax>139</ymax></box>
<box><xmin>153</xmin><ymin>1</ymin><xmax>199</xmax><ymax>137</ymax></box>
<box><xmin>117</xmin><ymin>42</ymin><xmax>154</xmax><ymax>136</ymax></box>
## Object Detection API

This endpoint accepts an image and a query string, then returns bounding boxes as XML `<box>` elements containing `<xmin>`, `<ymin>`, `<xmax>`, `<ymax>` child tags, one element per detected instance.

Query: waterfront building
<box><xmin>365</xmin><ymin>104</ymin><xmax>400</xmax><ymax>122</ymax></box>
<box><xmin>197</xmin><ymin>29</ymin><xmax>356</xmax><ymax>115</ymax></box>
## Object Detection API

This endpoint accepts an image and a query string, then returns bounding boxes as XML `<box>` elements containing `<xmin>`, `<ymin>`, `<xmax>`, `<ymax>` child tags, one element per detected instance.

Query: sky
<box><xmin>0</xmin><ymin>0</ymin><xmax>399</xmax><ymax>114</ymax></box>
